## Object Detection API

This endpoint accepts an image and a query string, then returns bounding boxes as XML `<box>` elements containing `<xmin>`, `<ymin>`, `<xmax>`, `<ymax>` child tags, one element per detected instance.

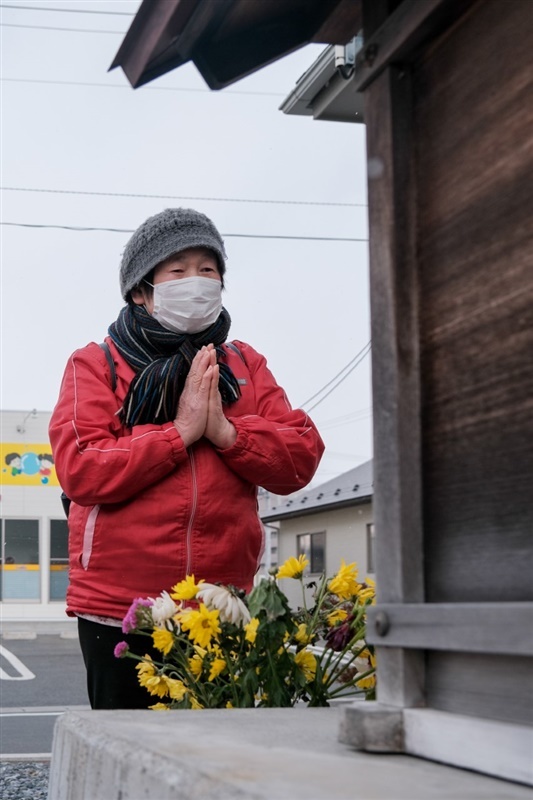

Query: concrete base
<box><xmin>339</xmin><ymin>702</ymin><xmax>404</xmax><ymax>752</ymax></box>
<box><xmin>48</xmin><ymin>707</ymin><xmax>532</xmax><ymax>800</ymax></box>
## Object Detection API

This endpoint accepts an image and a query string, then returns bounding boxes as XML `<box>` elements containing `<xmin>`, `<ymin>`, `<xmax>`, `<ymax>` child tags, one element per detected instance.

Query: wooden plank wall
<box><xmin>425</xmin><ymin>651</ymin><xmax>533</xmax><ymax>726</ymax></box>
<box><xmin>413</xmin><ymin>0</ymin><xmax>533</xmax><ymax>722</ymax></box>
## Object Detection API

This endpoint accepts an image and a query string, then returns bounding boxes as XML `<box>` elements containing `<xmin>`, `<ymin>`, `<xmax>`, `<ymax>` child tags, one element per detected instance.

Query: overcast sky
<box><xmin>1</xmin><ymin>0</ymin><xmax>372</xmax><ymax>487</ymax></box>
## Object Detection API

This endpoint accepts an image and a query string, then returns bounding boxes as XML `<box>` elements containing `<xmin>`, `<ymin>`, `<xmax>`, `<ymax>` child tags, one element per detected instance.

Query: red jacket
<box><xmin>49</xmin><ymin>338</ymin><xmax>324</xmax><ymax>620</ymax></box>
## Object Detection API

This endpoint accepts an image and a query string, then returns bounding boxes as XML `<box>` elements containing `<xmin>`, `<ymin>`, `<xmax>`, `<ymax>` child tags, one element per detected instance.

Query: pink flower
<box><xmin>122</xmin><ymin>597</ymin><xmax>152</xmax><ymax>633</ymax></box>
<box><xmin>114</xmin><ymin>641</ymin><xmax>129</xmax><ymax>658</ymax></box>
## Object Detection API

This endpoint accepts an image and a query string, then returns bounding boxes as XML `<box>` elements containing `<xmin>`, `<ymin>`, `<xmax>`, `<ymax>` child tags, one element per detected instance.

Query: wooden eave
<box><xmin>110</xmin><ymin>0</ymin><xmax>362</xmax><ymax>89</ymax></box>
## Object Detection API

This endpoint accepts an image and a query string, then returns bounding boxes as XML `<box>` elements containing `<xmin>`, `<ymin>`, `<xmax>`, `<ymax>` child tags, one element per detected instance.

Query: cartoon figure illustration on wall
<box><xmin>1</xmin><ymin>446</ymin><xmax>59</xmax><ymax>486</ymax></box>
<box><xmin>38</xmin><ymin>453</ymin><xmax>54</xmax><ymax>484</ymax></box>
<box><xmin>5</xmin><ymin>453</ymin><xmax>22</xmax><ymax>476</ymax></box>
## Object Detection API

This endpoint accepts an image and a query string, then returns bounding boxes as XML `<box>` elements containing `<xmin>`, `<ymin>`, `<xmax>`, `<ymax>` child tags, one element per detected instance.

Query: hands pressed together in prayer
<box><xmin>173</xmin><ymin>343</ymin><xmax>237</xmax><ymax>450</ymax></box>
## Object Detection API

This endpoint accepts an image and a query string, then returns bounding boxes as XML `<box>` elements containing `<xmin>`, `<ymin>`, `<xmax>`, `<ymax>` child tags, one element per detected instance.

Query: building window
<box><xmin>50</xmin><ymin>519</ymin><xmax>69</xmax><ymax>601</ymax></box>
<box><xmin>297</xmin><ymin>532</ymin><xmax>325</xmax><ymax>574</ymax></box>
<box><xmin>0</xmin><ymin>518</ymin><xmax>40</xmax><ymax>601</ymax></box>
<box><xmin>367</xmin><ymin>523</ymin><xmax>375</xmax><ymax>574</ymax></box>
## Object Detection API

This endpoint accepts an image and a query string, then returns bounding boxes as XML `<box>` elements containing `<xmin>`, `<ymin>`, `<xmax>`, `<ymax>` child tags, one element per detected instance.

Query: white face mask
<box><xmin>147</xmin><ymin>277</ymin><xmax>223</xmax><ymax>334</ymax></box>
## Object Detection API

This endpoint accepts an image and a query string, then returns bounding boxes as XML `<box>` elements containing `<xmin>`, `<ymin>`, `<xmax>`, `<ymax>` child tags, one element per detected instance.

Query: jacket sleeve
<box><xmin>49</xmin><ymin>344</ymin><xmax>188</xmax><ymax>506</ymax></box>
<box><xmin>217</xmin><ymin>342</ymin><xmax>325</xmax><ymax>494</ymax></box>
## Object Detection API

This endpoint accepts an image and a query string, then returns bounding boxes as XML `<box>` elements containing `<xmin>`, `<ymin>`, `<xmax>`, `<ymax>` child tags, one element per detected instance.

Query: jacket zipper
<box><xmin>185</xmin><ymin>448</ymin><xmax>198</xmax><ymax>576</ymax></box>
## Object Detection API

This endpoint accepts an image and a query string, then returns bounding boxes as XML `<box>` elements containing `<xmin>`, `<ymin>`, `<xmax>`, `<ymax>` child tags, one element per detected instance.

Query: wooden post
<box><xmin>366</xmin><ymin>64</ymin><xmax>425</xmax><ymax>709</ymax></box>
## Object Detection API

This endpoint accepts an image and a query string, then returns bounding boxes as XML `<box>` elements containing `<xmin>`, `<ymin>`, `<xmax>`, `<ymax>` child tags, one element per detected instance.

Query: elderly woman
<box><xmin>49</xmin><ymin>208</ymin><xmax>324</xmax><ymax>709</ymax></box>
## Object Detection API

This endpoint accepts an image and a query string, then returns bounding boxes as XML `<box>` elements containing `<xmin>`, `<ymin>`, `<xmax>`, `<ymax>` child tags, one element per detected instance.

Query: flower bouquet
<box><xmin>115</xmin><ymin>555</ymin><xmax>376</xmax><ymax>709</ymax></box>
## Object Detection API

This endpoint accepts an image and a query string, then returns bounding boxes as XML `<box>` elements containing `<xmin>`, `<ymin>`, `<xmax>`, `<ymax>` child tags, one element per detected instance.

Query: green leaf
<box><xmin>248</xmin><ymin>579</ymin><xmax>292</xmax><ymax>621</ymax></box>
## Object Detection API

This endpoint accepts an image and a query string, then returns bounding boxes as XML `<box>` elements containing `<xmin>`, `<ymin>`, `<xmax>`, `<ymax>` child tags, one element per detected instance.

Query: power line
<box><xmin>1</xmin><ymin>77</ymin><xmax>286</xmax><ymax>98</ymax></box>
<box><xmin>318</xmin><ymin>410</ymin><xmax>373</xmax><ymax>431</ymax></box>
<box><xmin>302</xmin><ymin>343</ymin><xmax>372</xmax><ymax>414</ymax></box>
<box><xmin>306</xmin><ymin>346</ymin><xmax>371</xmax><ymax>413</ymax></box>
<box><xmin>1</xmin><ymin>186</ymin><xmax>367</xmax><ymax>209</ymax></box>
<box><xmin>323</xmin><ymin>450</ymin><xmax>370</xmax><ymax>461</ymax></box>
<box><xmin>0</xmin><ymin>21</ymin><xmax>125</xmax><ymax>33</ymax></box>
<box><xmin>319</xmin><ymin>407</ymin><xmax>373</xmax><ymax>426</ymax></box>
<box><xmin>0</xmin><ymin>221</ymin><xmax>368</xmax><ymax>243</ymax></box>
<box><xmin>0</xmin><ymin>3</ymin><xmax>134</xmax><ymax>14</ymax></box>
<box><xmin>300</xmin><ymin>343</ymin><xmax>372</xmax><ymax>408</ymax></box>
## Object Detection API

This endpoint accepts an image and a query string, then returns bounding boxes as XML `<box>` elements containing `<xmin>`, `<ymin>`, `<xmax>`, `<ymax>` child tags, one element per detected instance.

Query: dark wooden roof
<box><xmin>110</xmin><ymin>0</ymin><xmax>362</xmax><ymax>89</ymax></box>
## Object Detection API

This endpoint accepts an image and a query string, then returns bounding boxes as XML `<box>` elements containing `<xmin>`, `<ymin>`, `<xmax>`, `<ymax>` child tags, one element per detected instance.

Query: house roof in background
<box><xmin>110</xmin><ymin>0</ymin><xmax>362</xmax><ymax>89</ymax></box>
<box><xmin>261</xmin><ymin>459</ymin><xmax>373</xmax><ymax>523</ymax></box>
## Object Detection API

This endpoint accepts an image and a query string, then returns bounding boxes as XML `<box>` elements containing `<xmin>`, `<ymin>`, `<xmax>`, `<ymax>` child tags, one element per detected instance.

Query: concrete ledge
<box><xmin>48</xmin><ymin>707</ymin><xmax>533</xmax><ymax>800</ymax></box>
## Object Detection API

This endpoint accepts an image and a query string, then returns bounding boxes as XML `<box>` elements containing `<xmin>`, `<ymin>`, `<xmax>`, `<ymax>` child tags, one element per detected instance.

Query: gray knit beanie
<box><xmin>120</xmin><ymin>208</ymin><xmax>227</xmax><ymax>300</ymax></box>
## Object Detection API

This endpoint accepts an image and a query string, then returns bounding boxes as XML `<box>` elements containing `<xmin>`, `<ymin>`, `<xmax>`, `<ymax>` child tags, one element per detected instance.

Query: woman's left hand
<box><xmin>204</xmin><ymin>347</ymin><xmax>237</xmax><ymax>449</ymax></box>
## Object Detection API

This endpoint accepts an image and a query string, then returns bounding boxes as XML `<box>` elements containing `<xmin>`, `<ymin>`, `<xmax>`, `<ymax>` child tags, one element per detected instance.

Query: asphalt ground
<box><xmin>0</xmin><ymin>634</ymin><xmax>89</xmax><ymax>758</ymax></box>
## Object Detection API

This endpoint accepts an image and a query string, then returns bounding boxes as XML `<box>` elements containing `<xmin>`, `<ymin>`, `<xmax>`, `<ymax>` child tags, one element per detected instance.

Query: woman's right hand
<box><xmin>173</xmin><ymin>347</ymin><xmax>213</xmax><ymax>448</ymax></box>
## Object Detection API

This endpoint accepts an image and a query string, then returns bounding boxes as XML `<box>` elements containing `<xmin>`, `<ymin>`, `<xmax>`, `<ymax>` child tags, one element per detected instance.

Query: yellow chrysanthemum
<box><xmin>295</xmin><ymin>623</ymin><xmax>312</xmax><ymax>645</ymax></box>
<box><xmin>356</xmin><ymin>672</ymin><xmax>376</xmax><ymax>690</ymax></box>
<box><xmin>187</xmin><ymin>645</ymin><xmax>208</xmax><ymax>678</ymax></box>
<box><xmin>294</xmin><ymin>649</ymin><xmax>317</xmax><ymax>682</ymax></box>
<box><xmin>328</xmin><ymin>559</ymin><xmax>360</xmax><ymax>600</ymax></box>
<box><xmin>136</xmin><ymin>656</ymin><xmax>156</xmax><ymax>679</ymax></box>
<box><xmin>208</xmin><ymin>657</ymin><xmax>226</xmax><ymax>681</ymax></box>
<box><xmin>175</xmin><ymin>606</ymin><xmax>193</xmax><ymax>627</ymax></box>
<box><xmin>151</xmin><ymin>627</ymin><xmax>175</xmax><ymax>655</ymax></box>
<box><xmin>276</xmin><ymin>554</ymin><xmax>309</xmax><ymax>580</ymax></box>
<box><xmin>188</xmin><ymin>653</ymin><xmax>204</xmax><ymax>678</ymax></box>
<box><xmin>179</xmin><ymin>603</ymin><xmax>221</xmax><ymax>648</ymax></box>
<box><xmin>149</xmin><ymin>702</ymin><xmax>170</xmax><ymax>711</ymax></box>
<box><xmin>189</xmin><ymin>695</ymin><xmax>204</xmax><ymax>710</ymax></box>
<box><xmin>244</xmin><ymin>618</ymin><xmax>259</xmax><ymax>644</ymax></box>
<box><xmin>170</xmin><ymin>575</ymin><xmax>204</xmax><ymax>601</ymax></box>
<box><xmin>142</xmin><ymin>674</ymin><xmax>169</xmax><ymax>698</ymax></box>
<box><xmin>165</xmin><ymin>677</ymin><xmax>187</xmax><ymax>701</ymax></box>
<box><xmin>358</xmin><ymin>578</ymin><xmax>376</xmax><ymax>604</ymax></box>
<box><xmin>327</xmin><ymin>608</ymin><xmax>348</xmax><ymax>626</ymax></box>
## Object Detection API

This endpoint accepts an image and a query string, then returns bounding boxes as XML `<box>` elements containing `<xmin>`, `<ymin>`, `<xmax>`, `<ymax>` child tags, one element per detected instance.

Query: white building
<box><xmin>0</xmin><ymin>409</ymin><xmax>68</xmax><ymax>624</ymax></box>
<box><xmin>260</xmin><ymin>460</ymin><xmax>374</xmax><ymax>609</ymax></box>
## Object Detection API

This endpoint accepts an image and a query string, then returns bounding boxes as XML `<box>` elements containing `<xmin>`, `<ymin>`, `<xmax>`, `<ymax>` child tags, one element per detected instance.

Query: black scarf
<box><xmin>108</xmin><ymin>304</ymin><xmax>241</xmax><ymax>427</ymax></box>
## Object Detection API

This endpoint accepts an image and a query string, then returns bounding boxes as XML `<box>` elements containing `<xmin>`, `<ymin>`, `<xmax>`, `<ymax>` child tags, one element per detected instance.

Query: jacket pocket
<box><xmin>81</xmin><ymin>504</ymin><xmax>100</xmax><ymax>569</ymax></box>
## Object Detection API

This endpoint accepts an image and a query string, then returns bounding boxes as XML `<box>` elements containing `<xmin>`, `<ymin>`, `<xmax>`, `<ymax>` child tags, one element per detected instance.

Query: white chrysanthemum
<box><xmin>353</xmin><ymin>655</ymin><xmax>371</xmax><ymax>673</ymax></box>
<box><xmin>196</xmin><ymin>583</ymin><xmax>251</xmax><ymax>627</ymax></box>
<box><xmin>149</xmin><ymin>590</ymin><xmax>178</xmax><ymax>628</ymax></box>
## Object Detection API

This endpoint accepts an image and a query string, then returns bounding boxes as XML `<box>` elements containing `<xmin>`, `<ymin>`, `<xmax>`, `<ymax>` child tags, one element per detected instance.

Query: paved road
<box><xmin>0</xmin><ymin>635</ymin><xmax>89</xmax><ymax>757</ymax></box>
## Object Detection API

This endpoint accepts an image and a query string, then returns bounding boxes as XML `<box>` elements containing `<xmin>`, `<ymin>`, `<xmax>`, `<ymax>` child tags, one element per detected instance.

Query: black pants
<box><xmin>77</xmin><ymin>617</ymin><xmax>160</xmax><ymax>709</ymax></box>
